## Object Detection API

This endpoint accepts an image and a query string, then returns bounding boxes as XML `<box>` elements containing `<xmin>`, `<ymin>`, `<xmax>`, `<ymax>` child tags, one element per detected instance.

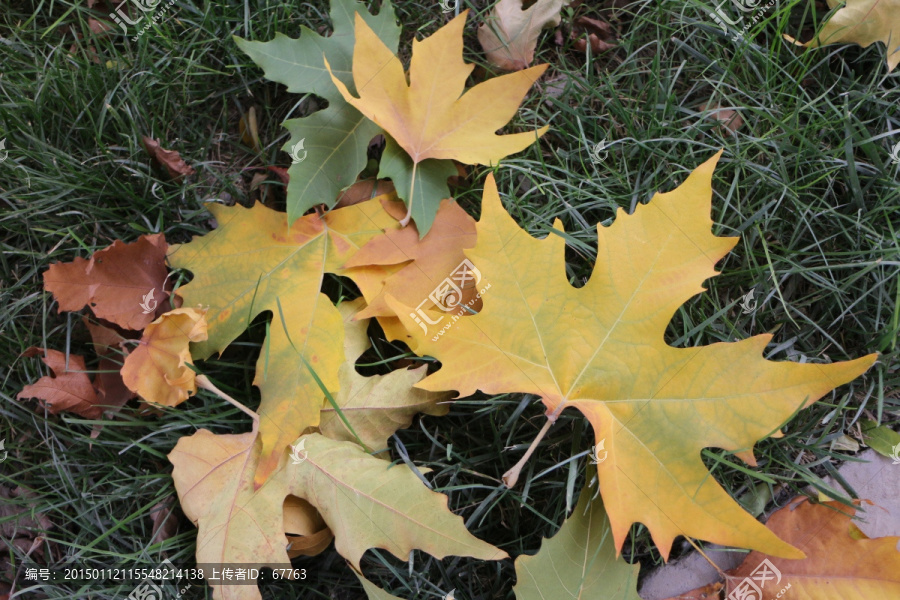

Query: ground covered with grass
<box><xmin>1</xmin><ymin>0</ymin><xmax>898</xmax><ymax>598</ymax></box>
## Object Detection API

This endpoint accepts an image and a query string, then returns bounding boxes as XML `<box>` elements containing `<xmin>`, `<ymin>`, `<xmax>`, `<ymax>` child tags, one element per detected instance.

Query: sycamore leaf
<box><xmin>142</xmin><ymin>137</ymin><xmax>196</xmax><ymax>181</ymax></box>
<box><xmin>478</xmin><ymin>0</ymin><xmax>570</xmax><ymax>71</ymax></box>
<box><xmin>84</xmin><ymin>319</ymin><xmax>136</xmax><ymax>412</ymax></box>
<box><xmin>514</xmin><ymin>480</ymin><xmax>640</xmax><ymax>600</ymax></box>
<box><xmin>168</xmin><ymin>430</ymin><xmax>505</xmax><ymax>600</ymax></box>
<box><xmin>672</xmin><ymin>497</ymin><xmax>900</xmax><ymax>599</ymax></box>
<box><xmin>354</xmin><ymin>571</ymin><xmax>406</xmax><ymax>600</ymax></box>
<box><xmin>318</xmin><ymin>300</ymin><xmax>451</xmax><ymax>450</ymax></box>
<box><xmin>344</xmin><ymin>196</ymin><xmax>479</xmax><ymax>344</ymax></box>
<box><xmin>860</xmin><ymin>419</ymin><xmax>900</xmax><ymax>460</ymax></box>
<box><xmin>167</xmin><ymin>199</ymin><xmax>397</xmax><ymax>484</ymax></box>
<box><xmin>785</xmin><ymin>0</ymin><xmax>900</xmax><ymax>71</ymax></box>
<box><xmin>17</xmin><ymin>348</ymin><xmax>102</xmax><ymax>418</ymax></box>
<box><xmin>42</xmin><ymin>233</ymin><xmax>169</xmax><ymax>330</ymax></box>
<box><xmin>388</xmin><ymin>155</ymin><xmax>877</xmax><ymax>559</ymax></box>
<box><xmin>283</xmin><ymin>495</ymin><xmax>333</xmax><ymax>558</ymax></box>
<box><xmin>377</xmin><ymin>135</ymin><xmax>459</xmax><ymax>237</ymax></box>
<box><xmin>235</xmin><ymin>0</ymin><xmax>401</xmax><ymax>224</ymax></box>
<box><xmin>121</xmin><ymin>307</ymin><xmax>208</xmax><ymax>407</ymax></box>
<box><xmin>327</xmin><ymin>11</ymin><xmax>547</xmax><ymax>166</ymax></box>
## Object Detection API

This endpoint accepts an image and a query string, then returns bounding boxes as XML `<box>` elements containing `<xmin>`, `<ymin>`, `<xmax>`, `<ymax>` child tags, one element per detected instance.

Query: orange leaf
<box><xmin>121</xmin><ymin>307</ymin><xmax>208</xmax><ymax>407</ymax></box>
<box><xmin>17</xmin><ymin>349</ymin><xmax>102</xmax><ymax>418</ymax></box>
<box><xmin>142</xmin><ymin>136</ymin><xmax>196</xmax><ymax>181</ymax></box>
<box><xmin>42</xmin><ymin>233</ymin><xmax>169</xmax><ymax>330</ymax></box>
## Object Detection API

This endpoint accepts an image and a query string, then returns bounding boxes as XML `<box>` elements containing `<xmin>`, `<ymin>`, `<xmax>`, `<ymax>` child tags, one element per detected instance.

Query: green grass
<box><xmin>1</xmin><ymin>0</ymin><xmax>898</xmax><ymax>598</ymax></box>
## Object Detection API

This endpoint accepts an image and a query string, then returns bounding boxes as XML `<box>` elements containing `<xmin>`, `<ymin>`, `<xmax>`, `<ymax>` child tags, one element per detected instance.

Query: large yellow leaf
<box><xmin>325</xmin><ymin>11</ymin><xmax>548</xmax><ymax>166</ymax></box>
<box><xmin>387</xmin><ymin>154</ymin><xmax>877</xmax><ymax>559</ymax></box>
<box><xmin>169</xmin><ymin>430</ymin><xmax>505</xmax><ymax>600</ymax></box>
<box><xmin>167</xmin><ymin>199</ymin><xmax>397</xmax><ymax>484</ymax></box>
<box><xmin>786</xmin><ymin>0</ymin><xmax>900</xmax><ymax>71</ymax></box>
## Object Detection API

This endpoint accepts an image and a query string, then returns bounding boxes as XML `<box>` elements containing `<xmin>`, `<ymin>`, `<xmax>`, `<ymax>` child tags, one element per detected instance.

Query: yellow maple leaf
<box><xmin>388</xmin><ymin>153</ymin><xmax>877</xmax><ymax>560</ymax></box>
<box><xmin>121</xmin><ymin>307</ymin><xmax>208</xmax><ymax>407</ymax></box>
<box><xmin>325</xmin><ymin>11</ymin><xmax>547</xmax><ymax>166</ymax></box>
<box><xmin>786</xmin><ymin>0</ymin><xmax>900</xmax><ymax>71</ymax></box>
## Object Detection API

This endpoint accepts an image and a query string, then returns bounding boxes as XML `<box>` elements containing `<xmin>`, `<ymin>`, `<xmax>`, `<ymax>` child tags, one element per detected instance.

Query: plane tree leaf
<box><xmin>671</xmin><ymin>497</ymin><xmax>900</xmax><ymax>599</ymax></box>
<box><xmin>168</xmin><ymin>430</ymin><xmax>505</xmax><ymax>600</ymax></box>
<box><xmin>326</xmin><ymin>11</ymin><xmax>547</xmax><ymax>226</ymax></box>
<box><xmin>514</xmin><ymin>479</ymin><xmax>640</xmax><ymax>600</ymax></box>
<box><xmin>167</xmin><ymin>199</ymin><xmax>397</xmax><ymax>485</ymax></box>
<box><xmin>478</xmin><ymin>0</ymin><xmax>571</xmax><ymax>71</ymax></box>
<box><xmin>121</xmin><ymin>307</ymin><xmax>208</xmax><ymax>407</ymax></box>
<box><xmin>17</xmin><ymin>348</ymin><xmax>102</xmax><ymax>418</ymax></box>
<box><xmin>785</xmin><ymin>0</ymin><xmax>900</xmax><ymax>71</ymax></box>
<box><xmin>234</xmin><ymin>0</ymin><xmax>401</xmax><ymax>224</ymax></box>
<box><xmin>387</xmin><ymin>153</ymin><xmax>877</xmax><ymax>560</ymax></box>
<box><xmin>343</xmin><ymin>196</ymin><xmax>478</xmax><ymax>349</ymax></box>
<box><xmin>319</xmin><ymin>300</ymin><xmax>451</xmax><ymax>450</ymax></box>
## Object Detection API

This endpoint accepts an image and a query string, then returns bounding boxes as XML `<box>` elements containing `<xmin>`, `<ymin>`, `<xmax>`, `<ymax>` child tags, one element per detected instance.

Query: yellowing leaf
<box><xmin>169</xmin><ymin>430</ymin><xmax>505</xmax><ymax>600</ymax></box>
<box><xmin>167</xmin><ymin>200</ymin><xmax>398</xmax><ymax>484</ymax></box>
<box><xmin>514</xmin><ymin>479</ymin><xmax>640</xmax><ymax>600</ymax></box>
<box><xmin>319</xmin><ymin>300</ymin><xmax>451</xmax><ymax>450</ymax></box>
<box><xmin>121</xmin><ymin>307</ymin><xmax>208</xmax><ymax>407</ymax></box>
<box><xmin>326</xmin><ymin>11</ymin><xmax>548</xmax><ymax>166</ymax></box>
<box><xmin>786</xmin><ymin>0</ymin><xmax>900</xmax><ymax>71</ymax></box>
<box><xmin>478</xmin><ymin>0</ymin><xmax>570</xmax><ymax>71</ymax></box>
<box><xmin>388</xmin><ymin>155</ymin><xmax>877</xmax><ymax>559</ymax></box>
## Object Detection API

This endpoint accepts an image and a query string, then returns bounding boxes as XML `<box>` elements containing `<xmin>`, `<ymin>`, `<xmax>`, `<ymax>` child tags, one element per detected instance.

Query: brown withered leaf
<box><xmin>84</xmin><ymin>319</ymin><xmax>136</xmax><ymax>412</ymax></box>
<box><xmin>142</xmin><ymin>136</ymin><xmax>196</xmax><ymax>181</ymax></box>
<box><xmin>571</xmin><ymin>16</ymin><xmax>616</xmax><ymax>54</ymax></box>
<box><xmin>18</xmin><ymin>348</ymin><xmax>102</xmax><ymax>418</ymax></box>
<box><xmin>335</xmin><ymin>178</ymin><xmax>396</xmax><ymax>209</ymax></box>
<box><xmin>698</xmin><ymin>102</ymin><xmax>744</xmax><ymax>134</ymax></box>
<box><xmin>43</xmin><ymin>233</ymin><xmax>169</xmax><ymax>330</ymax></box>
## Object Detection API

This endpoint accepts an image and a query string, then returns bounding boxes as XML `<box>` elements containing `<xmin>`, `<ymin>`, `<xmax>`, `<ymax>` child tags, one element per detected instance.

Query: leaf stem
<box><xmin>502</xmin><ymin>402</ymin><xmax>567</xmax><ymax>488</ymax></box>
<box><xmin>196</xmin><ymin>374</ymin><xmax>260</xmax><ymax>432</ymax></box>
<box><xmin>399</xmin><ymin>160</ymin><xmax>417</xmax><ymax>227</ymax></box>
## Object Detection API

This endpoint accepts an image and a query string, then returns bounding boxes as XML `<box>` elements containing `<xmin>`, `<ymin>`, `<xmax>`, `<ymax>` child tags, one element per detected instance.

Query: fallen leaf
<box><xmin>42</xmin><ymin>233</ymin><xmax>169</xmax><ymax>330</ymax></box>
<box><xmin>698</xmin><ymin>102</ymin><xmax>744</xmax><ymax>134</ymax></box>
<box><xmin>478</xmin><ymin>0</ymin><xmax>571</xmax><ymax>71</ymax></box>
<box><xmin>121</xmin><ymin>307</ymin><xmax>208</xmax><ymax>407</ymax></box>
<box><xmin>168</xmin><ymin>430</ymin><xmax>505</xmax><ymax>600</ymax></box>
<box><xmin>344</xmin><ymin>197</ymin><xmax>480</xmax><ymax>348</ymax></box>
<box><xmin>514</xmin><ymin>479</ymin><xmax>640</xmax><ymax>600</ymax></box>
<box><xmin>318</xmin><ymin>300</ymin><xmax>451</xmax><ymax>450</ymax></box>
<box><xmin>571</xmin><ymin>16</ymin><xmax>616</xmax><ymax>54</ymax></box>
<box><xmin>388</xmin><ymin>155</ymin><xmax>877</xmax><ymax>559</ymax></box>
<box><xmin>0</xmin><ymin>485</ymin><xmax>57</xmax><ymax>583</ymax></box>
<box><xmin>167</xmin><ymin>199</ymin><xmax>397</xmax><ymax>485</ymax></box>
<box><xmin>239</xmin><ymin>106</ymin><xmax>261</xmax><ymax>152</ymax></box>
<box><xmin>785</xmin><ymin>0</ymin><xmax>900</xmax><ymax>71</ymax></box>
<box><xmin>17</xmin><ymin>348</ymin><xmax>102</xmax><ymax>418</ymax></box>
<box><xmin>283</xmin><ymin>496</ymin><xmax>333</xmax><ymax>558</ymax></box>
<box><xmin>334</xmin><ymin>177</ymin><xmax>396</xmax><ymax>209</ymax></box>
<box><xmin>354</xmin><ymin>571</ymin><xmax>405</xmax><ymax>600</ymax></box>
<box><xmin>861</xmin><ymin>419</ymin><xmax>900</xmax><ymax>459</ymax></box>
<box><xmin>149</xmin><ymin>497</ymin><xmax>180</xmax><ymax>547</ymax></box>
<box><xmin>235</xmin><ymin>0</ymin><xmax>402</xmax><ymax>225</ymax></box>
<box><xmin>671</xmin><ymin>497</ymin><xmax>900</xmax><ymax>599</ymax></box>
<box><xmin>142</xmin><ymin>136</ymin><xmax>196</xmax><ymax>181</ymax></box>
<box><xmin>85</xmin><ymin>320</ymin><xmax>137</xmax><ymax>415</ymax></box>
<box><xmin>328</xmin><ymin>11</ymin><xmax>547</xmax><ymax>166</ymax></box>
<box><xmin>326</xmin><ymin>11</ymin><xmax>547</xmax><ymax>226</ymax></box>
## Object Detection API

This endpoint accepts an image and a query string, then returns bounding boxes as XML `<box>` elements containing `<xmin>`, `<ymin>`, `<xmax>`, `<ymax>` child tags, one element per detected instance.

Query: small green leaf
<box><xmin>861</xmin><ymin>419</ymin><xmax>900</xmax><ymax>460</ymax></box>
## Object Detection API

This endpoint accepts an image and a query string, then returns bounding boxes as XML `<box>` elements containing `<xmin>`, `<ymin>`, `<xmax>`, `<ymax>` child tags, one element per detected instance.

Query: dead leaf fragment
<box><xmin>121</xmin><ymin>307</ymin><xmax>208</xmax><ymax>407</ymax></box>
<box><xmin>478</xmin><ymin>0</ymin><xmax>571</xmax><ymax>71</ymax></box>
<box><xmin>142</xmin><ymin>136</ymin><xmax>196</xmax><ymax>180</ymax></box>
<box><xmin>42</xmin><ymin>233</ymin><xmax>169</xmax><ymax>330</ymax></box>
<box><xmin>571</xmin><ymin>16</ymin><xmax>616</xmax><ymax>54</ymax></box>
<box><xmin>17</xmin><ymin>349</ymin><xmax>102</xmax><ymax>418</ymax></box>
<box><xmin>698</xmin><ymin>102</ymin><xmax>744</xmax><ymax>134</ymax></box>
